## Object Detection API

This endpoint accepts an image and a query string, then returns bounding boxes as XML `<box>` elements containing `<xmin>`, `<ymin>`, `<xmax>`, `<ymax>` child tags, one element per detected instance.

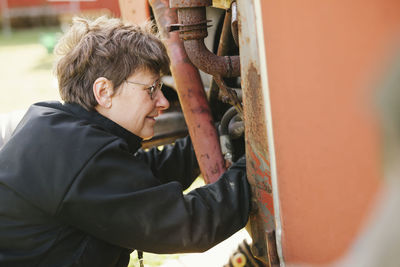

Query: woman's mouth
<box><xmin>146</xmin><ymin>115</ymin><xmax>157</xmax><ymax>122</ymax></box>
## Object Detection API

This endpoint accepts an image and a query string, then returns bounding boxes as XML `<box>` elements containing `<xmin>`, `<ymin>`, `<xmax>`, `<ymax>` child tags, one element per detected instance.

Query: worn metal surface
<box><xmin>175</xmin><ymin>7</ymin><xmax>209</xmax><ymax>40</ymax></box>
<box><xmin>150</xmin><ymin>0</ymin><xmax>226</xmax><ymax>183</ymax></box>
<box><xmin>237</xmin><ymin>0</ymin><xmax>280</xmax><ymax>266</ymax></box>
<box><xmin>174</xmin><ymin>5</ymin><xmax>240</xmax><ymax>77</ymax></box>
<box><xmin>170</xmin><ymin>0</ymin><xmax>211</xmax><ymax>8</ymax></box>
<box><xmin>184</xmin><ymin>40</ymin><xmax>240</xmax><ymax>77</ymax></box>
<box><xmin>212</xmin><ymin>0</ymin><xmax>232</xmax><ymax>10</ymax></box>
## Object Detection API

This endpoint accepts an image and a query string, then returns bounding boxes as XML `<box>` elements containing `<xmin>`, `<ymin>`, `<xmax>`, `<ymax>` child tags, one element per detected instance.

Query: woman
<box><xmin>0</xmin><ymin>16</ymin><xmax>250</xmax><ymax>266</ymax></box>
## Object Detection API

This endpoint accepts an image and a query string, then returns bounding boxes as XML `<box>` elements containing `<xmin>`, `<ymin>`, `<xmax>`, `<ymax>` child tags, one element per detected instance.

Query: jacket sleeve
<box><xmin>56</xmin><ymin>139</ymin><xmax>250</xmax><ymax>253</ymax></box>
<box><xmin>135</xmin><ymin>136</ymin><xmax>200</xmax><ymax>189</ymax></box>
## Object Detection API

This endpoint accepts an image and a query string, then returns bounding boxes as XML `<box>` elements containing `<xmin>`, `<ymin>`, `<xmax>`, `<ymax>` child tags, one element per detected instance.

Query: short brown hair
<box><xmin>54</xmin><ymin>16</ymin><xmax>170</xmax><ymax>110</ymax></box>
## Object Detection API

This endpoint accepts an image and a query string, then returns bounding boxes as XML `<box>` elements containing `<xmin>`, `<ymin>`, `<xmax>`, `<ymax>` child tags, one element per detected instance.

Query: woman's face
<box><xmin>106</xmin><ymin>69</ymin><xmax>170</xmax><ymax>139</ymax></box>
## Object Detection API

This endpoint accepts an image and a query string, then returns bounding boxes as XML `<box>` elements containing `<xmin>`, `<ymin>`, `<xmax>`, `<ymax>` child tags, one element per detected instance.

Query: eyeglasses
<box><xmin>125</xmin><ymin>78</ymin><xmax>163</xmax><ymax>100</ymax></box>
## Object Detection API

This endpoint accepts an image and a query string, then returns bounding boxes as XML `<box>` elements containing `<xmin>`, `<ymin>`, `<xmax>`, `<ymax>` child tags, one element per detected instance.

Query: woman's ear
<box><xmin>93</xmin><ymin>77</ymin><xmax>114</xmax><ymax>108</ymax></box>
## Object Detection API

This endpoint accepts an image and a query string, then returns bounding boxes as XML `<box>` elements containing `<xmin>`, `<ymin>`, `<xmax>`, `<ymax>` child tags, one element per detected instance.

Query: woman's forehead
<box><xmin>129</xmin><ymin>68</ymin><xmax>160</xmax><ymax>83</ymax></box>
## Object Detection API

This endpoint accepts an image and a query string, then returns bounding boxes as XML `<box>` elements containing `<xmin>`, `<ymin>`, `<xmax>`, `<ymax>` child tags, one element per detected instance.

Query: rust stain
<box><xmin>244</xmin><ymin>63</ymin><xmax>269</xmax><ymax>148</ymax></box>
<box><xmin>170</xmin><ymin>0</ymin><xmax>212</xmax><ymax>8</ymax></box>
<box><xmin>190</xmin><ymin>106</ymin><xmax>210</xmax><ymax>114</ymax></box>
<box><xmin>150</xmin><ymin>0</ymin><xmax>225</xmax><ymax>184</ymax></box>
<box><xmin>243</xmin><ymin>59</ymin><xmax>277</xmax><ymax>264</ymax></box>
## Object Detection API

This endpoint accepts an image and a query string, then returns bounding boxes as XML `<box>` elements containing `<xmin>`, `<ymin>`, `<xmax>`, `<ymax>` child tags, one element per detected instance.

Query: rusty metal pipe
<box><xmin>183</xmin><ymin>34</ymin><xmax>240</xmax><ymax>77</ymax></box>
<box><xmin>220</xmin><ymin>106</ymin><xmax>237</xmax><ymax>136</ymax></box>
<box><xmin>228</xmin><ymin>115</ymin><xmax>244</xmax><ymax>139</ymax></box>
<box><xmin>149</xmin><ymin>0</ymin><xmax>226</xmax><ymax>184</ymax></box>
<box><xmin>217</xmin><ymin>8</ymin><xmax>234</xmax><ymax>56</ymax></box>
<box><xmin>170</xmin><ymin>0</ymin><xmax>211</xmax><ymax>7</ymax></box>
<box><xmin>170</xmin><ymin>1</ymin><xmax>240</xmax><ymax>78</ymax></box>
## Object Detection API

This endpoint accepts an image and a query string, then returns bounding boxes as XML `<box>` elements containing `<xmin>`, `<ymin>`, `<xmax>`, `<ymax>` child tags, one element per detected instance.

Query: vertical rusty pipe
<box><xmin>149</xmin><ymin>0</ymin><xmax>226</xmax><ymax>183</ymax></box>
<box><xmin>216</xmin><ymin>8</ymin><xmax>234</xmax><ymax>57</ymax></box>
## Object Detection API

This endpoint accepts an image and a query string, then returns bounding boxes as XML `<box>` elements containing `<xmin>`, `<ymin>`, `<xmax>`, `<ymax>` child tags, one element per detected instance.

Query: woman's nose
<box><xmin>156</xmin><ymin>90</ymin><xmax>170</xmax><ymax>111</ymax></box>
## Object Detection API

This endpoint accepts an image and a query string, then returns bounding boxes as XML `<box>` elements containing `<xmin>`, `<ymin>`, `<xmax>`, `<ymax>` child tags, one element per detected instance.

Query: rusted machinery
<box><xmin>119</xmin><ymin>0</ymin><xmax>400</xmax><ymax>266</ymax></box>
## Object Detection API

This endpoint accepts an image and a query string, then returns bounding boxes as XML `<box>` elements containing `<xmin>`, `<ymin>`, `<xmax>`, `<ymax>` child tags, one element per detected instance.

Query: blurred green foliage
<box><xmin>0</xmin><ymin>26</ymin><xmax>60</xmax><ymax>47</ymax></box>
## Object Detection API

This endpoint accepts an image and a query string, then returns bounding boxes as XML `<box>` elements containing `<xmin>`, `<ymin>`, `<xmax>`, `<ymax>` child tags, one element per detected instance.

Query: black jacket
<box><xmin>0</xmin><ymin>102</ymin><xmax>250</xmax><ymax>267</ymax></box>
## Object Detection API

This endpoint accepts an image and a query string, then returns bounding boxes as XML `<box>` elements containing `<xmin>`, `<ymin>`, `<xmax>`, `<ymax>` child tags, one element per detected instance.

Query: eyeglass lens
<box><xmin>149</xmin><ymin>81</ymin><xmax>163</xmax><ymax>99</ymax></box>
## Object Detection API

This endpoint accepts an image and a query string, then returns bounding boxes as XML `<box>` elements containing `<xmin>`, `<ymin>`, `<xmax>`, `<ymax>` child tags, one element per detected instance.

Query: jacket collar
<box><xmin>37</xmin><ymin>101</ymin><xmax>143</xmax><ymax>153</ymax></box>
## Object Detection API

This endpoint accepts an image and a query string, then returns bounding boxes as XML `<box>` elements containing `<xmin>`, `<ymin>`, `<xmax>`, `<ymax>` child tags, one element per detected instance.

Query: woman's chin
<box><xmin>142</xmin><ymin>135</ymin><xmax>154</xmax><ymax>140</ymax></box>
<box><xmin>139</xmin><ymin>129</ymin><xmax>154</xmax><ymax>140</ymax></box>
